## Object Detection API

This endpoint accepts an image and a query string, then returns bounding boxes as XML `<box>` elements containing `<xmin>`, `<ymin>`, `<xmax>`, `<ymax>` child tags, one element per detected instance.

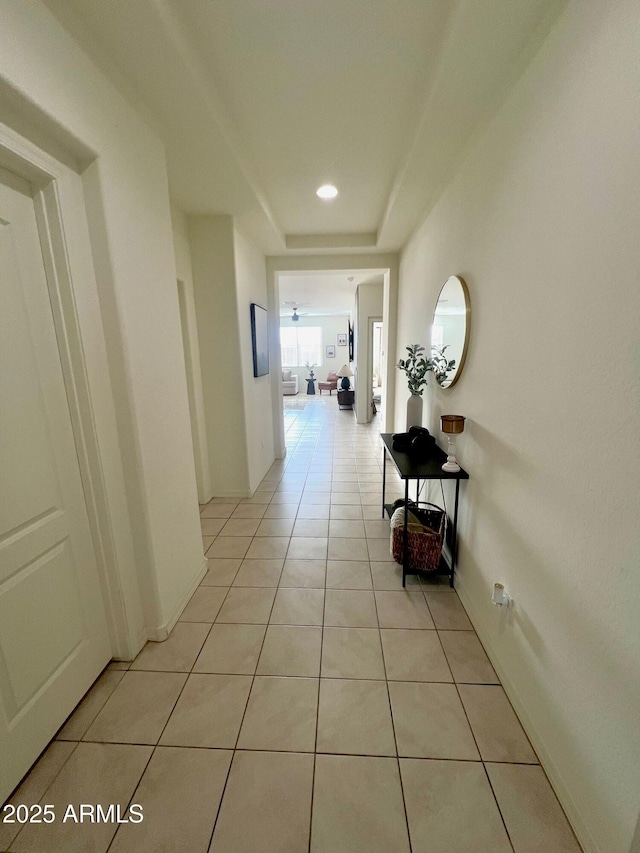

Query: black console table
<box><xmin>381</xmin><ymin>433</ymin><xmax>469</xmax><ymax>588</ymax></box>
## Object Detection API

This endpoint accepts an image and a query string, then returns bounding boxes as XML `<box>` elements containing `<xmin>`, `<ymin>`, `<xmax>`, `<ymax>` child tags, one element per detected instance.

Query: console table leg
<box><xmin>402</xmin><ymin>479</ymin><xmax>409</xmax><ymax>587</ymax></box>
<box><xmin>381</xmin><ymin>447</ymin><xmax>387</xmax><ymax>519</ymax></box>
<box><xmin>451</xmin><ymin>480</ymin><xmax>460</xmax><ymax>588</ymax></box>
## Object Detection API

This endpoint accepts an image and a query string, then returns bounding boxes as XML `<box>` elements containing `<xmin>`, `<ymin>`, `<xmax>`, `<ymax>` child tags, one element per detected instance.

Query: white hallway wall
<box><xmin>234</xmin><ymin>227</ymin><xmax>275</xmax><ymax>493</ymax></box>
<box><xmin>171</xmin><ymin>204</ymin><xmax>212</xmax><ymax>504</ymax></box>
<box><xmin>189</xmin><ymin>215</ymin><xmax>250</xmax><ymax>498</ymax></box>
<box><xmin>394</xmin><ymin>1</ymin><xmax>640</xmax><ymax>851</ymax></box>
<box><xmin>188</xmin><ymin>215</ymin><xmax>276</xmax><ymax>498</ymax></box>
<box><xmin>0</xmin><ymin>0</ymin><xmax>204</xmax><ymax>644</ymax></box>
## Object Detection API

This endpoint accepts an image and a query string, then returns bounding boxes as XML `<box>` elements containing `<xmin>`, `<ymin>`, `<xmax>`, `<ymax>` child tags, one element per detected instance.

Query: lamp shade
<box><xmin>337</xmin><ymin>364</ymin><xmax>353</xmax><ymax>378</ymax></box>
<box><xmin>441</xmin><ymin>415</ymin><xmax>465</xmax><ymax>434</ymax></box>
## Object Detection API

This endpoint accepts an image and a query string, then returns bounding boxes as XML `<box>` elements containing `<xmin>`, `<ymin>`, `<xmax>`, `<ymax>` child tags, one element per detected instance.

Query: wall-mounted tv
<box><xmin>250</xmin><ymin>303</ymin><xmax>269</xmax><ymax>377</ymax></box>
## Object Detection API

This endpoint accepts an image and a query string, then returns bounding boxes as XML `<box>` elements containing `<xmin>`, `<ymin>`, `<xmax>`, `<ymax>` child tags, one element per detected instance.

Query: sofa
<box><xmin>282</xmin><ymin>369</ymin><xmax>299</xmax><ymax>395</ymax></box>
<box><xmin>318</xmin><ymin>372</ymin><xmax>339</xmax><ymax>394</ymax></box>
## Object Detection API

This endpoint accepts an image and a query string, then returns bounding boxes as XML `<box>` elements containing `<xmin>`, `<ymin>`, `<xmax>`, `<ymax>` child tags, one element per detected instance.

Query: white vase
<box><xmin>406</xmin><ymin>393</ymin><xmax>423</xmax><ymax>430</ymax></box>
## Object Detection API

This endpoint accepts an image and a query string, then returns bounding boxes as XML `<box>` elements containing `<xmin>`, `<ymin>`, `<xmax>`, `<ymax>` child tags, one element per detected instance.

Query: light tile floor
<box><xmin>1</xmin><ymin>396</ymin><xmax>582</xmax><ymax>853</ymax></box>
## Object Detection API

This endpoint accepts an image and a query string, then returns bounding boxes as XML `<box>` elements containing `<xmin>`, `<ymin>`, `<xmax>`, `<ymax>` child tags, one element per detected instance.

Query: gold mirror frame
<box><xmin>432</xmin><ymin>275</ymin><xmax>470</xmax><ymax>389</ymax></box>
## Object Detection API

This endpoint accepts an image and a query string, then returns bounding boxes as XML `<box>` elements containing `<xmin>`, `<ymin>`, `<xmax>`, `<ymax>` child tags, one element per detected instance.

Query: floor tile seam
<box><xmin>54</xmin><ymin>661</ymin><xmax>128</xmax><ymax>744</ymax></box>
<box><xmin>319</xmin><ymin>675</ymin><xmax>461</xmax><ymax>685</ymax></box>
<box><xmin>240</xmin><ymin>673</ymin><xmax>321</xmax><ymax>682</ymax></box>
<box><xmin>437</xmin><ymin>625</ymin><xmax>500</xmax><ymax>683</ymax></box>
<box><xmin>307</xmin><ymin>560</ymin><xmax>328</xmax><ymax>853</ymax></box>
<box><xmin>50</xmin><ymin>737</ymin><xmax>542</xmax><ymax>765</ymax></box>
<box><xmin>3</xmin><ymin>740</ymin><xmax>80</xmax><ymax>850</ymax></box>
<box><xmin>481</xmin><ymin>761</ymin><xmax>518</xmax><ymax>853</ymax></box>
<box><xmin>315</xmin><ymin>749</ymin><xmax>400</xmax><ymax>760</ymax></box>
<box><xmin>371</xmin><ymin>555</ymin><xmax>414</xmax><ymax>853</ymax></box>
<box><xmin>104</xmin><ymin>742</ymin><xmax>158</xmax><ymax>853</ymax></box>
<box><xmin>184</xmin><ymin>615</ymin><xmax>220</xmax><ymax>678</ymax></box>
<box><xmin>205</xmin><ymin>570</ymin><xmax>282</xmax><ymax>853</ymax></box>
<box><xmin>452</xmin><ymin>678</ymin><xmax>483</xmax><ymax>765</ymax></box>
<box><xmin>81</xmin><ymin>742</ymin><xmax>235</xmax><ymax>753</ymax></box>
<box><xmin>230</xmin><ymin>575</ymin><xmax>281</xmax><ymax>753</ymax></box>
<box><xmin>472</xmin><ymin>682</ymin><xmax>541</xmax><ymax>762</ymax></box>
<box><xmin>77</xmin><ymin>731</ymin><xmax>181</xmax><ymax>748</ymax></box>
<box><xmin>149</xmin><ymin>592</ymin><xmax>231</xmax><ymax>756</ymax></box>
<box><xmin>370</xmin><ymin>610</ymin><xmax>397</xmax><ymax>759</ymax></box>
<box><xmin>431</xmin><ymin>623</ymin><xmax>456</xmax><ymax>686</ymax></box>
<box><xmin>484</xmin><ymin>759</ymin><xmax>583</xmax><ymax>850</ymax></box>
<box><xmin>184</xmin><ymin>580</ymin><xmax>235</xmax><ymax>624</ymax></box>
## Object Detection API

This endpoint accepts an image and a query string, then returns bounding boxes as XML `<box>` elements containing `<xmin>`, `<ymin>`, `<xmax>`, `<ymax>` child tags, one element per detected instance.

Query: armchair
<box><xmin>318</xmin><ymin>372</ymin><xmax>339</xmax><ymax>395</ymax></box>
<box><xmin>282</xmin><ymin>369</ymin><xmax>299</xmax><ymax>395</ymax></box>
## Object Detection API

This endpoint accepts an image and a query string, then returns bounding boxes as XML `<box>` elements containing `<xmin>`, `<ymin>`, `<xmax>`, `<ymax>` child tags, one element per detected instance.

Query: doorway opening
<box><xmin>371</xmin><ymin>320</ymin><xmax>384</xmax><ymax>419</ymax></box>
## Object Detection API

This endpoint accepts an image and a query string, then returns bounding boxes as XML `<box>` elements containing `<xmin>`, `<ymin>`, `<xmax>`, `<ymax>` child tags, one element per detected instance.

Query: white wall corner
<box><xmin>145</xmin><ymin>556</ymin><xmax>208</xmax><ymax>643</ymax></box>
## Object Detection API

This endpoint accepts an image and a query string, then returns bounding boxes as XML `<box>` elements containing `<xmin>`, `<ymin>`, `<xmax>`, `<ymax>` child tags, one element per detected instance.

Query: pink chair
<box><xmin>318</xmin><ymin>372</ymin><xmax>339</xmax><ymax>394</ymax></box>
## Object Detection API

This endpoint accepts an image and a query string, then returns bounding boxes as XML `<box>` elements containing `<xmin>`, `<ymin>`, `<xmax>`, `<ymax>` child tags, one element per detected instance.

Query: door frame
<box><xmin>369</xmin><ymin>317</ymin><xmax>384</xmax><ymax>418</ymax></box>
<box><xmin>0</xmin><ymin>122</ymin><xmax>141</xmax><ymax>660</ymax></box>
<box><xmin>267</xmin><ymin>256</ymin><xmax>400</xmax><ymax>456</ymax></box>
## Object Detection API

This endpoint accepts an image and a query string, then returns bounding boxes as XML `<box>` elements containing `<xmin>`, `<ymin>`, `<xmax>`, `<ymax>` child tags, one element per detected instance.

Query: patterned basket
<box><xmin>390</xmin><ymin>502</ymin><xmax>445</xmax><ymax>572</ymax></box>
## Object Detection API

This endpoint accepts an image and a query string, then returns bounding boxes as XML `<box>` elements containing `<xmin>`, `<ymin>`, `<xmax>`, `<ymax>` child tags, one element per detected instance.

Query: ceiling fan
<box><xmin>282</xmin><ymin>301</ymin><xmax>310</xmax><ymax>321</ymax></box>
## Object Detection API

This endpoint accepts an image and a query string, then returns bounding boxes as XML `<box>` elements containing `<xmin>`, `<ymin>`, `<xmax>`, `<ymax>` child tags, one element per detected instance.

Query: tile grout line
<box><xmin>103</xmin><ymin>608</ymin><xmax>223</xmax><ymax>853</ymax></box>
<box><xmin>2</xmin><ymin>739</ymin><xmax>81</xmax><ymax>850</ymax></box>
<box><xmin>481</xmin><ymin>762</ymin><xmax>518</xmax><ymax>853</ymax></box>
<box><xmin>204</xmin><ymin>518</ymin><xmax>282</xmax><ymax>853</ymax></box>
<box><xmin>202</xmin><ymin>441</ymin><xmax>330</xmax><ymax>852</ymax></box>
<box><xmin>103</xmin><ymin>744</ymin><xmax>157</xmax><ymax>853</ymax></box>
<box><xmin>371</xmin><ymin>572</ymin><xmax>414</xmax><ymax>853</ymax></box>
<box><xmin>429</xmin><ymin>585</ymin><xmax>543</xmax><ymax>850</ymax></box>
<box><xmin>308</xmin><ymin>508</ymin><xmax>329</xmax><ymax>853</ymax></box>
<box><xmin>114</xmin><ymin>592</ymin><xmax>237</xmax><ymax>852</ymax></box>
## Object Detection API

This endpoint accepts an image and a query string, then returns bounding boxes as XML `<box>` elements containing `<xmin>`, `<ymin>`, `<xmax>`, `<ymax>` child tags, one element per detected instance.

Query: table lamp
<box><xmin>440</xmin><ymin>415</ymin><xmax>465</xmax><ymax>472</ymax></box>
<box><xmin>336</xmin><ymin>364</ymin><xmax>353</xmax><ymax>390</ymax></box>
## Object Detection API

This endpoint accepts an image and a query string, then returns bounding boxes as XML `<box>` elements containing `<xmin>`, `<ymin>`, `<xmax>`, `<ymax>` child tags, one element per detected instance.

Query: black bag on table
<box><xmin>392</xmin><ymin>426</ymin><xmax>437</xmax><ymax>458</ymax></box>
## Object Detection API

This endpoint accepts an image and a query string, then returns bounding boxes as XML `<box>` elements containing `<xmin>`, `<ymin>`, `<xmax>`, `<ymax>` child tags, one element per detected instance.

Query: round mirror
<box><xmin>431</xmin><ymin>275</ymin><xmax>470</xmax><ymax>388</ymax></box>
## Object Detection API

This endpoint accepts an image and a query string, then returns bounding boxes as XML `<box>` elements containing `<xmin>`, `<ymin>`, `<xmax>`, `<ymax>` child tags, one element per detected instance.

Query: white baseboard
<box><xmin>144</xmin><ymin>557</ymin><xmax>208</xmax><ymax>642</ymax></box>
<box><xmin>455</xmin><ymin>575</ymin><xmax>599</xmax><ymax>853</ymax></box>
<box><xmin>211</xmin><ymin>490</ymin><xmax>252</xmax><ymax>499</ymax></box>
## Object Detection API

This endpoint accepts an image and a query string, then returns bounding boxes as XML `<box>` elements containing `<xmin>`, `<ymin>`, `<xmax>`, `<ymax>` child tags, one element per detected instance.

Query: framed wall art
<box><xmin>326</xmin><ymin>345</ymin><xmax>335</xmax><ymax>358</ymax></box>
<box><xmin>337</xmin><ymin>333</ymin><xmax>347</xmax><ymax>347</ymax></box>
<box><xmin>250</xmin><ymin>303</ymin><xmax>269</xmax><ymax>377</ymax></box>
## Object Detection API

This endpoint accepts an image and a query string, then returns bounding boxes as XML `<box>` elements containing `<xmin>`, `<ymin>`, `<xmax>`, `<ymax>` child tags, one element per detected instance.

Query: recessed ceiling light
<box><xmin>316</xmin><ymin>184</ymin><xmax>338</xmax><ymax>199</ymax></box>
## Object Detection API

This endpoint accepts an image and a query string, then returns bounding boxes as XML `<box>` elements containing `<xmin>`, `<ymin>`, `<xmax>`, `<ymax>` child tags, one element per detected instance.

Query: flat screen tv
<box><xmin>250</xmin><ymin>303</ymin><xmax>269</xmax><ymax>377</ymax></box>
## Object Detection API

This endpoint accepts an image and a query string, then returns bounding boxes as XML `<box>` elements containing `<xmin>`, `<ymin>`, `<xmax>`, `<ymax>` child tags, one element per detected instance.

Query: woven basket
<box><xmin>390</xmin><ymin>502</ymin><xmax>445</xmax><ymax>572</ymax></box>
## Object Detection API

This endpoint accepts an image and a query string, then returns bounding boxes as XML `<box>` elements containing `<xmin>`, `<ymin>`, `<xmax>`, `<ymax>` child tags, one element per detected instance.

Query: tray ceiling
<box><xmin>44</xmin><ymin>0</ymin><xmax>566</xmax><ymax>254</ymax></box>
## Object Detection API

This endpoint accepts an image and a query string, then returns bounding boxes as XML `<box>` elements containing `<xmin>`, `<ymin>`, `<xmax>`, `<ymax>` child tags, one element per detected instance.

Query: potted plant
<box><xmin>304</xmin><ymin>362</ymin><xmax>317</xmax><ymax>379</ymax></box>
<box><xmin>397</xmin><ymin>344</ymin><xmax>456</xmax><ymax>428</ymax></box>
<box><xmin>430</xmin><ymin>345</ymin><xmax>456</xmax><ymax>387</ymax></box>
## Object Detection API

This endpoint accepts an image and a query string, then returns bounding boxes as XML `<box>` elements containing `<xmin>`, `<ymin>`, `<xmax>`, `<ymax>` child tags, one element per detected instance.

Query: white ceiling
<box><xmin>45</xmin><ymin>0</ymin><xmax>565</xmax><ymax>256</ymax></box>
<box><xmin>278</xmin><ymin>271</ymin><xmax>384</xmax><ymax>317</ymax></box>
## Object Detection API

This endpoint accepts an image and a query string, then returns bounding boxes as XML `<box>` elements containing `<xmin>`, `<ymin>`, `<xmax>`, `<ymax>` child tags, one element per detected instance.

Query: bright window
<box><xmin>280</xmin><ymin>326</ymin><xmax>322</xmax><ymax>367</ymax></box>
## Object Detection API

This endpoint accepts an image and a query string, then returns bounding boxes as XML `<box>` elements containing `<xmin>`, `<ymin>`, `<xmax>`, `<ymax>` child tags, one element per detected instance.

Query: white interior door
<box><xmin>0</xmin><ymin>166</ymin><xmax>111</xmax><ymax>802</ymax></box>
